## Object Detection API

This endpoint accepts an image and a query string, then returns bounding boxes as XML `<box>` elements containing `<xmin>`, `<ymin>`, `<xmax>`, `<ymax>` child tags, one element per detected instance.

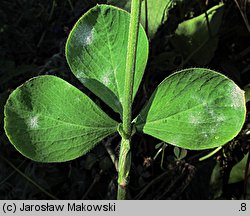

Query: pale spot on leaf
<box><xmin>217</xmin><ymin>115</ymin><xmax>225</xmax><ymax>122</ymax></box>
<box><xmin>80</xmin><ymin>77</ymin><xmax>87</xmax><ymax>84</ymax></box>
<box><xmin>230</xmin><ymin>85</ymin><xmax>244</xmax><ymax>108</ymax></box>
<box><xmin>209</xmin><ymin>126</ymin><xmax>216</xmax><ymax>134</ymax></box>
<box><xmin>85</xmin><ymin>34</ymin><xmax>93</xmax><ymax>45</ymax></box>
<box><xmin>28</xmin><ymin>116</ymin><xmax>39</xmax><ymax>129</ymax></box>
<box><xmin>102</xmin><ymin>74</ymin><xmax>110</xmax><ymax>85</ymax></box>
<box><xmin>208</xmin><ymin>109</ymin><xmax>215</xmax><ymax>118</ymax></box>
<box><xmin>76</xmin><ymin>72</ymin><xmax>85</xmax><ymax>79</ymax></box>
<box><xmin>189</xmin><ymin>115</ymin><xmax>200</xmax><ymax>124</ymax></box>
<box><xmin>83</xmin><ymin>26</ymin><xmax>93</xmax><ymax>46</ymax></box>
<box><xmin>101</xmin><ymin>70</ymin><xmax>113</xmax><ymax>86</ymax></box>
<box><xmin>76</xmin><ymin>24</ymin><xmax>94</xmax><ymax>46</ymax></box>
<box><xmin>203</xmin><ymin>133</ymin><xmax>208</xmax><ymax>138</ymax></box>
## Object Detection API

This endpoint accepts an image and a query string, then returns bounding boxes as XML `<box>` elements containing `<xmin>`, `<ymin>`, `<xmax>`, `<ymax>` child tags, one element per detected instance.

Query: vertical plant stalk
<box><xmin>122</xmin><ymin>0</ymin><xmax>142</xmax><ymax>133</ymax></box>
<box><xmin>144</xmin><ymin>0</ymin><xmax>148</xmax><ymax>36</ymax></box>
<box><xmin>117</xmin><ymin>0</ymin><xmax>142</xmax><ymax>200</ymax></box>
<box><xmin>117</xmin><ymin>137</ymin><xmax>132</xmax><ymax>199</ymax></box>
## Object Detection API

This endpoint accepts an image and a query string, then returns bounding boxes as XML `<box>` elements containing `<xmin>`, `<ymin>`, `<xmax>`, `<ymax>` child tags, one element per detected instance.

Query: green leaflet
<box><xmin>228</xmin><ymin>153</ymin><xmax>250</xmax><ymax>184</ymax></box>
<box><xmin>135</xmin><ymin>68</ymin><xmax>246</xmax><ymax>150</ymax></box>
<box><xmin>140</xmin><ymin>0</ymin><xmax>172</xmax><ymax>39</ymax></box>
<box><xmin>108</xmin><ymin>0</ymin><xmax>172</xmax><ymax>39</ymax></box>
<box><xmin>171</xmin><ymin>4</ymin><xmax>224</xmax><ymax>65</ymax></box>
<box><xmin>4</xmin><ymin>76</ymin><xmax>118</xmax><ymax>162</ymax></box>
<box><xmin>66</xmin><ymin>4</ymin><xmax>148</xmax><ymax>116</ymax></box>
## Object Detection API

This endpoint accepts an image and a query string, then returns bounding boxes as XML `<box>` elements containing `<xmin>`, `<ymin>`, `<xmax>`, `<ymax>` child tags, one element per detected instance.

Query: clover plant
<box><xmin>4</xmin><ymin>0</ymin><xmax>246</xmax><ymax>199</ymax></box>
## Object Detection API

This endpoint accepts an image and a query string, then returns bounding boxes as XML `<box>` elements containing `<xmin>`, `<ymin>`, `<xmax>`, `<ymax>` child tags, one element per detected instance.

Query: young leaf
<box><xmin>66</xmin><ymin>4</ymin><xmax>148</xmax><ymax>116</ymax></box>
<box><xmin>173</xmin><ymin>146</ymin><xmax>187</xmax><ymax>160</ymax></box>
<box><xmin>135</xmin><ymin>68</ymin><xmax>246</xmax><ymax>150</ymax></box>
<box><xmin>171</xmin><ymin>4</ymin><xmax>224</xmax><ymax>65</ymax></box>
<box><xmin>4</xmin><ymin>76</ymin><xmax>118</xmax><ymax>162</ymax></box>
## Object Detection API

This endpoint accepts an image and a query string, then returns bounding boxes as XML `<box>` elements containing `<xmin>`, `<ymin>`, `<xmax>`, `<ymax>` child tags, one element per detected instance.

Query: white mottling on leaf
<box><xmin>189</xmin><ymin>115</ymin><xmax>200</xmax><ymax>124</ymax></box>
<box><xmin>102</xmin><ymin>74</ymin><xmax>110</xmax><ymax>85</ymax></box>
<box><xmin>76</xmin><ymin>72</ymin><xmax>85</xmax><ymax>79</ymax></box>
<box><xmin>209</xmin><ymin>121</ymin><xmax>221</xmax><ymax>134</ymax></box>
<box><xmin>191</xmin><ymin>95</ymin><xmax>203</xmax><ymax>104</ymax></box>
<box><xmin>83</xmin><ymin>28</ymin><xmax>93</xmax><ymax>46</ymax></box>
<box><xmin>209</xmin><ymin>126</ymin><xmax>216</xmax><ymax>134</ymax></box>
<box><xmin>102</xmin><ymin>70</ymin><xmax>113</xmax><ymax>86</ymax></box>
<box><xmin>203</xmin><ymin>133</ymin><xmax>208</xmax><ymax>138</ymax></box>
<box><xmin>230</xmin><ymin>85</ymin><xmax>244</xmax><ymax>108</ymax></box>
<box><xmin>85</xmin><ymin>34</ymin><xmax>92</xmax><ymax>45</ymax></box>
<box><xmin>208</xmin><ymin>109</ymin><xmax>215</xmax><ymax>118</ymax></box>
<box><xmin>75</xmin><ymin>74</ymin><xmax>81</xmax><ymax>79</ymax></box>
<box><xmin>28</xmin><ymin>116</ymin><xmax>39</xmax><ymax>129</ymax></box>
<box><xmin>76</xmin><ymin>24</ymin><xmax>94</xmax><ymax>46</ymax></box>
<box><xmin>79</xmin><ymin>77</ymin><xmax>87</xmax><ymax>84</ymax></box>
<box><xmin>216</xmin><ymin>115</ymin><xmax>225</xmax><ymax>122</ymax></box>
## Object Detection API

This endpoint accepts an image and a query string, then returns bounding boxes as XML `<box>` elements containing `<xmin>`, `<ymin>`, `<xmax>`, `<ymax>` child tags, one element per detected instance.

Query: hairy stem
<box><xmin>118</xmin><ymin>0</ymin><xmax>142</xmax><ymax>200</ymax></box>
<box><xmin>122</xmin><ymin>0</ymin><xmax>141</xmax><ymax>135</ymax></box>
<box><xmin>117</xmin><ymin>137</ymin><xmax>131</xmax><ymax>199</ymax></box>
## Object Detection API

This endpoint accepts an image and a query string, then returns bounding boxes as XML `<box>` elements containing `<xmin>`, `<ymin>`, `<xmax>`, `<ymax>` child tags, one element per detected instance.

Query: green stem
<box><xmin>117</xmin><ymin>137</ymin><xmax>131</xmax><ymax>199</ymax></box>
<box><xmin>117</xmin><ymin>0</ymin><xmax>142</xmax><ymax>200</ymax></box>
<box><xmin>122</xmin><ymin>0</ymin><xmax>142</xmax><ymax>136</ymax></box>
<box><xmin>198</xmin><ymin>146</ymin><xmax>222</xmax><ymax>161</ymax></box>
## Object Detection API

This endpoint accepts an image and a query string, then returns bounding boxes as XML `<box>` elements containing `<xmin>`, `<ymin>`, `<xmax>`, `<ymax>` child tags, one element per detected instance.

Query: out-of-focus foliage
<box><xmin>229</xmin><ymin>153</ymin><xmax>249</xmax><ymax>184</ymax></box>
<box><xmin>171</xmin><ymin>4</ymin><xmax>224</xmax><ymax>65</ymax></box>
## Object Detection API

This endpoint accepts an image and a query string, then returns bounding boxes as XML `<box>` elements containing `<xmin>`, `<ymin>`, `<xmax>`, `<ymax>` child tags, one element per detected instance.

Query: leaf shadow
<box><xmin>79</xmin><ymin>77</ymin><xmax>123</xmax><ymax>118</ymax></box>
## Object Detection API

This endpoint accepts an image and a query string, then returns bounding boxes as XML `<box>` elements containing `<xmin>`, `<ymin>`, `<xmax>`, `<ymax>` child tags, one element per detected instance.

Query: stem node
<box><xmin>117</xmin><ymin>0</ymin><xmax>142</xmax><ymax>200</ymax></box>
